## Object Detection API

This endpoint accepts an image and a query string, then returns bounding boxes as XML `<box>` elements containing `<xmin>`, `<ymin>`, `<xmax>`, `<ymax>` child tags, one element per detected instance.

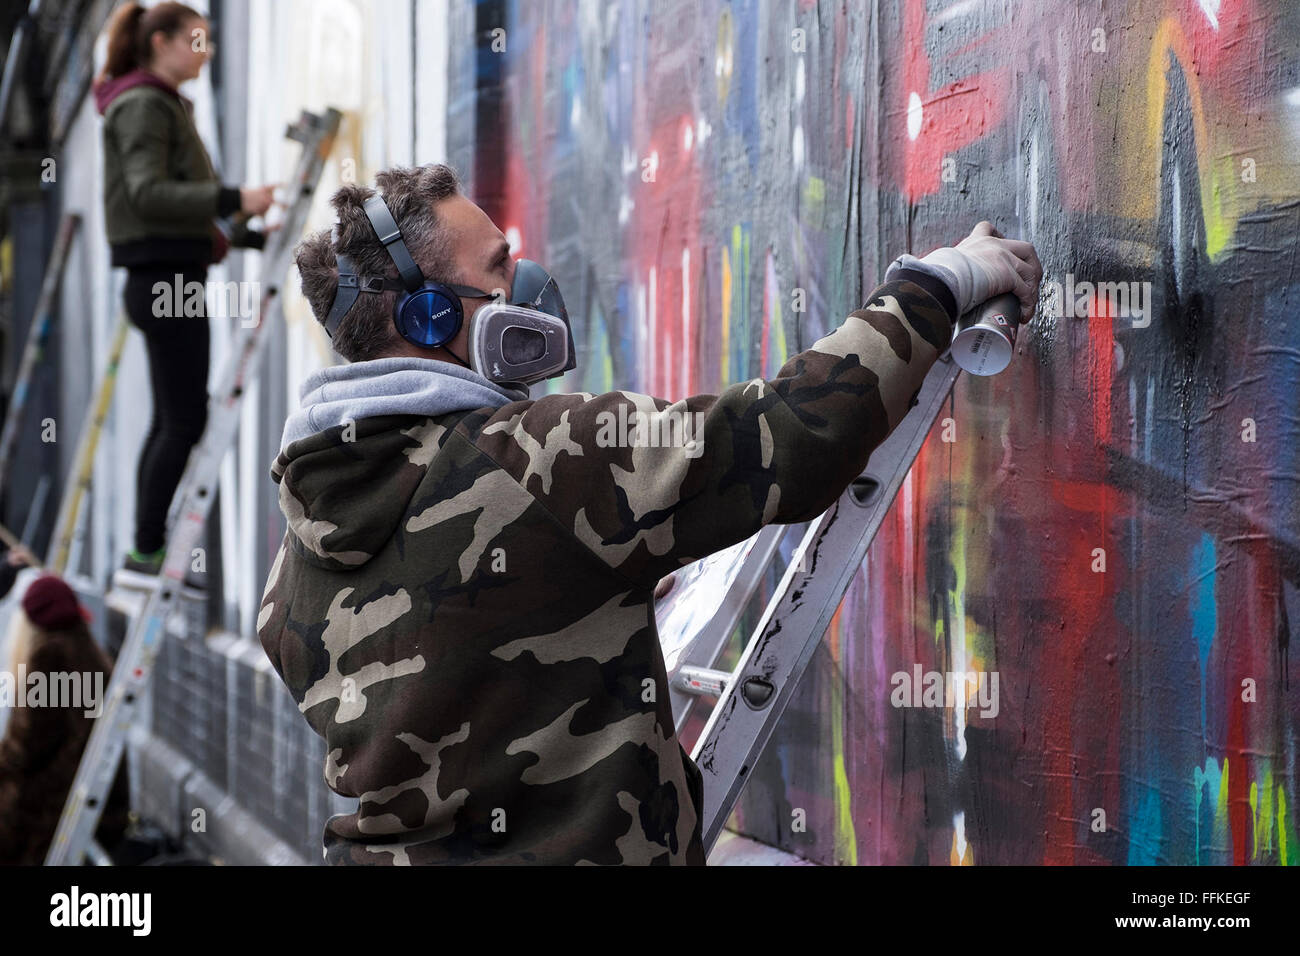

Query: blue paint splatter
<box><xmin>1193</xmin><ymin>757</ymin><xmax>1224</xmax><ymax>865</ymax></box>
<box><xmin>1190</xmin><ymin>533</ymin><xmax>1217</xmax><ymax>732</ymax></box>
<box><xmin>1126</xmin><ymin>783</ymin><xmax>1163</xmax><ymax>864</ymax></box>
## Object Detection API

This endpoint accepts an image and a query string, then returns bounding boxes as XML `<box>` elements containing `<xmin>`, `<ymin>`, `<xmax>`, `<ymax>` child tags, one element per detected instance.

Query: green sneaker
<box><xmin>123</xmin><ymin>547</ymin><xmax>165</xmax><ymax>576</ymax></box>
<box><xmin>117</xmin><ymin>544</ymin><xmax>209</xmax><ymax>597</ymax></box>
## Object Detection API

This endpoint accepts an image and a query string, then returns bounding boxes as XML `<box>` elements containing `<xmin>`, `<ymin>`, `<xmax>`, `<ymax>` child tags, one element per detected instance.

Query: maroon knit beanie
<box><xmin>21</xmin><ymin>574</ymin><xmax>89</xmax><ymax>631</ymax></box>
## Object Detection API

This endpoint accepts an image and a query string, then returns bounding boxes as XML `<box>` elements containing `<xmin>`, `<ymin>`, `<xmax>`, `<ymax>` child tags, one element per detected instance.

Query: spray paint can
<box><xmin>949</xmin><ymin>292</ymin><xmax>1021</xmax><ymax>376</ymax></box>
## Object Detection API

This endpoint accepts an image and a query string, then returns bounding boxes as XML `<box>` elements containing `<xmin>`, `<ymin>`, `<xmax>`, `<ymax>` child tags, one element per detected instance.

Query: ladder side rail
<box><xmin>694</xmin><ymin>355</ymin><xmax>961</xmax><ymax>852</ymax></box>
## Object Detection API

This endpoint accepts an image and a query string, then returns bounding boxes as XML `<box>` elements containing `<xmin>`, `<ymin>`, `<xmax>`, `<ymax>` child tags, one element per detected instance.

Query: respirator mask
<box><xmin>322</xmin><ymin>195</ymin><xmax>577</xmax><ymax>387</ymax></box>
<box><xmin>461</xmin><ymin>258</ymin><xmax>577</xmax><ymax>386</ymax></box>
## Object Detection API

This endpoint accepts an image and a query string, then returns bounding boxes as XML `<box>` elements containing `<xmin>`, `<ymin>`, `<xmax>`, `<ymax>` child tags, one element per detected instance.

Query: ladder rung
<box><xmin>673</xmin><ymin>666</ymin><xmax>731</xmax><ymax>697</ymax></box>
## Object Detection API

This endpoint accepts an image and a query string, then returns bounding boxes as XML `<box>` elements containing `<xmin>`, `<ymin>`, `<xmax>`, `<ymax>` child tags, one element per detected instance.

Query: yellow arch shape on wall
<box><xmin>1142</xmin><ymin>17</ymin><xmax>1232</xmax><ymax>261</ymax></box>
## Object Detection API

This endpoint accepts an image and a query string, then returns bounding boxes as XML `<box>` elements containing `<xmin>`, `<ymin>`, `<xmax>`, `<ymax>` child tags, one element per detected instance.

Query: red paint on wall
<box><xmin>630</xmin><ymin>113</ymin><xmax>703</xmax><ymax>398</ymax></box>
<box><xmin>1088</xmin><ymin>296</ymin><xmax>1116</xmax><ymax>447</ymax></box>
<box><xmin>898</xmin><ymin>0</ymin><xmax>1012</xmax><ymax>201</ymax></box>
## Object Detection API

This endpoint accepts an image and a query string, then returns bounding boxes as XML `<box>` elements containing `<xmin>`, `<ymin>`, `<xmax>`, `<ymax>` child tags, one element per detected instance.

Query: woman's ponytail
<box><xmin>95</xmin><ymin>1</ymin><xmax>203</xmax><ymax>84</ymax></box>
<box><xmin>96</xmin><ymin>2</ymin><xmax>147</xmax><ymax>83</ymax></box>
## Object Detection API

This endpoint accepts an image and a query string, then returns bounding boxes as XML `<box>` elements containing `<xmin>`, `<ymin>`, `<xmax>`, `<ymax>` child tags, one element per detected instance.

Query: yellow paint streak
<box><xmin>1249</xmin><ymin>771</ymin><xmax>1277</xmax><ymax>861</ymax></box>
<box><xmin>944</xmin><ymin>508</ymin><xmax>968</xmax><ymax>746</ymax></box>
<box><xmin>1141</xmin><ymin>18</ymin><xmax>1230</xmax><ymax>259</ymax></box>
<box><xmin>802</xmin><ymin>175</ymin><xmax>825</xmax><ymax>224</ymax></box>
<box><xmin>1249</xmin><ymin>780</ymin><xmax>1260</xmax><ymax>860</ymax></box>
<box><xmin>828</xmin><ymin>605</ymin><xmax>857</xmax><ymax>864</ymax></box>
<box><xmin>1279</xmin><ymin>785</ymin><xmax>1289</xmax><ymax>866</ymax></box>
<box><xmin>724</xmin><ymin>224</ymin><xmax>748</xmax><ymax>385</ymax></box>
<box><xmin>721</xmin><ymin>244</ymin><xmax>731</xmax><ymax>383</ymax></box>
<box><xmin>1216</xmin><ymin>758</ymin><xmax>1231</xmax><ymax>851</ymax></box>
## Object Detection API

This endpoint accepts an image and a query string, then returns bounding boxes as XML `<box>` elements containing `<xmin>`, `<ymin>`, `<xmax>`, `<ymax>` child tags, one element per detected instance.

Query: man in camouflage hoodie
<box><xmin>258</xmin><ymin>164</ymin><xmax>1041</xmax><ymax>865</ymax></box>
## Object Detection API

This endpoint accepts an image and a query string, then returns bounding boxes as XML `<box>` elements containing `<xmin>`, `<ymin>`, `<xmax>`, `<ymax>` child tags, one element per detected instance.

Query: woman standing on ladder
<box><xmin>92</xmin><ymin>2</ymin><xmax>278</xmax><ymax>580</ymax></box>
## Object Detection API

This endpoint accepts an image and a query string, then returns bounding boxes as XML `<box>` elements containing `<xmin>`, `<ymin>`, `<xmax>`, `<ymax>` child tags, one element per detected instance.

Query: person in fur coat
<box><xmin>0</xmin><ymin>575</ymin><xmax>130</xmax><ymax>865</ymax></box>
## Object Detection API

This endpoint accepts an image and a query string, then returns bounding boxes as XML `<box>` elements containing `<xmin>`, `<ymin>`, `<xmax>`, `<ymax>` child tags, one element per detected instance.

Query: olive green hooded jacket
<box><xmin>94</xmin><ymin>70</ymin><xmax>262</xmax><ymax>266</ymax></box>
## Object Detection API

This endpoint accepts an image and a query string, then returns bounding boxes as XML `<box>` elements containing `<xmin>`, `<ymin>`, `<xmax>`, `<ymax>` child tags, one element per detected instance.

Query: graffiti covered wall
<box><xmin>447</xmin><ymin>0</ymin><xmax>1300</xmax><ymax>864</ymax></box>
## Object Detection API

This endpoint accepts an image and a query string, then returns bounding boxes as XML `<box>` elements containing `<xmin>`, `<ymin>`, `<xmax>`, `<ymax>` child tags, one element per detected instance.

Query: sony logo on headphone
<box><xmin>432</xmin><ymin>307</ymin><xmax>453</xmax><ymax>319</ymax></box>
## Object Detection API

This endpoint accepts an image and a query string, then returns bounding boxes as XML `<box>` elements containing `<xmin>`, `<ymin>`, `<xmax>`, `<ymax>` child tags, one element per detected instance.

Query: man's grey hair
<box><xmin>294</xmin><ymin>164</ymin><xmax>462</xmax><ymax>362</ymax></box>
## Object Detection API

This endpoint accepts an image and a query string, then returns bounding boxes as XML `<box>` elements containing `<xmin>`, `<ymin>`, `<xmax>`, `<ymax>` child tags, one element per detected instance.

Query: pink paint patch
<box><xmin>904</xmin><ymin>73</ymin><xmax>1011</xmax><ymax>201</ymax></box>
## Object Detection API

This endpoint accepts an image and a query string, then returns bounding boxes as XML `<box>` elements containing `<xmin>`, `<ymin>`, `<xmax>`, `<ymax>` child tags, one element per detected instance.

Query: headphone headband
<box><xmin>363</xmin><ymin>195</ymin><xmax>425</xmax><ymax>292</ymax></box>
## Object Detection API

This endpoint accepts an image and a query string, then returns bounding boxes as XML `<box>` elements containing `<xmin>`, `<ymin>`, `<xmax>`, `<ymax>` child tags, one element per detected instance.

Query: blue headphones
<box><xmin>322</xmin><ymin>193</ymin><xmax>495</xmax><ymax>350</ymax></box>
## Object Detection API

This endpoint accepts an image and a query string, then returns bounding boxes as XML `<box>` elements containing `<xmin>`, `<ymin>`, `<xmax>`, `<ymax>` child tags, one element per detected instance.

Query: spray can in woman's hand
<box><xmin>949</xmin><ymin>292</ymin><xmax>1021</xmax><ymax>376</ymax></box>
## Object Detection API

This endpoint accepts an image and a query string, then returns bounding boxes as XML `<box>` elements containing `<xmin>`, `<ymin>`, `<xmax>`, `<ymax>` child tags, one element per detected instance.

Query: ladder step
<box><xmin>109</xmin><ymin>567</ymin><xmax>206</xmax><ymax>599</ymax></box>
<box><xmin>673</xmin><ymin>665</ymin><xmax>731</xmax><ymax>697</ymax></box>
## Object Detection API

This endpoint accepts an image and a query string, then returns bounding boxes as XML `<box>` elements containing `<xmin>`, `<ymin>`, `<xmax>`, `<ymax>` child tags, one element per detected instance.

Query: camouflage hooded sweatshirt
<box><xmin>257</xmin><ymin>270</ymin><xmax>957</xmax><ymax>865</ymax></box>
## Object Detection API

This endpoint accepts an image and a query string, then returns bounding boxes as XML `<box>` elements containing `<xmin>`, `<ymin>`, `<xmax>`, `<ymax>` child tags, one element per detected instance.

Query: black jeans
<box><xmin>123</xmin><ymin>264</ymin><xmax>210</xmax><ymax>555</ymax></box>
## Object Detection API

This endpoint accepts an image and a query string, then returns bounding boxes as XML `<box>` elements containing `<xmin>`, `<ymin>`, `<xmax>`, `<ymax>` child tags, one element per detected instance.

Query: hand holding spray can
<box><xmin>949</xmin><ymin>291</ymin><xmax>1021</xmax><ymax>376</ymax></box>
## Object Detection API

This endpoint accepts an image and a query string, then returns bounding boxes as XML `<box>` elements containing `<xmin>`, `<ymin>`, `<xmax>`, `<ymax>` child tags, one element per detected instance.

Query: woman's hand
<box><xmin>6</xmin><ymin>543</ymin><xmax>35</xmax><ymax>567</ymax></box>
<box><xmin>239</xmin><ymin>184</ymin><xmax>279</xmax><ymax>217</ymax></box>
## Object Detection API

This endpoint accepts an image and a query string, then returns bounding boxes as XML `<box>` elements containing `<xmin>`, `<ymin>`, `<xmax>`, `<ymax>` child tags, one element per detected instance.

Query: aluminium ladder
<box><xmin>44</xmin><ymin>106</ymin><xmax>341</xmax><ymax>865</ymax></box>
<box><xmin>46</xmin><ymin>312</ymin><xmax>128</xmax><ymax>574</ymax></box>
<box><xmin>0</xmin><ymin>212</ymin><xmax>80</xmax><ymax>501</ymax></box>
<box><xmin>660</xmin><ymin>350</ymin><xmax>964</xmax><ymax>853</ymax></box>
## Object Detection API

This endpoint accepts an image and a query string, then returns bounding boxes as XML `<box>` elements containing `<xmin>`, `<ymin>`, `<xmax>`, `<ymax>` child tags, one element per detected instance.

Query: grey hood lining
<box><xmin>279</xmin><ymin>356</ymin><xmax>530</xmax><ymax>453</ymax></box>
